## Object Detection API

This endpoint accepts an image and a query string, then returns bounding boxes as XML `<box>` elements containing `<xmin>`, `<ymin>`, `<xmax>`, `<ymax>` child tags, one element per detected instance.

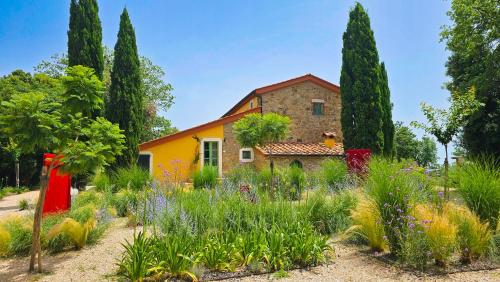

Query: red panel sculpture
<box><xmin>42</xmin><ymin>153</ymin><xmax>71</xmax><ymax>215</ymax></box>
<box><xmin>346</xmin><ymin>149</ymin><xmax>371</xmax><ymax>174</ymax></box>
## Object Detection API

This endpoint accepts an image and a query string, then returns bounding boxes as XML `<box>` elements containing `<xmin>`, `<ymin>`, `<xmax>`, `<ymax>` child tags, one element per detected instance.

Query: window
<box><xmin>203</xmin><ymin>141</ymin><xmax>219</xmax><ymax>167</ymax></box>
<box><xmin>250</xmin><ymin>101</ymin><xmax>254</xmax><ymax>109</ymax></box>
<box><xmin>239</xmin><ymin>148</ymin><xmax>254</xmax><ymax>162</ymax></box>
<box><xmin>137</xmin><ymin>152</ymin><xmax>152</xmax><ymax>174</ymax></box>
<box><xmin>312</xmin><ymin>102</ymin><xmax>324</xmax><ymax>116</ymax></box>
<box><xmin>290</xmin><ymin>160</ymin><xmax>303</xmax><ymax>169</ymax></box>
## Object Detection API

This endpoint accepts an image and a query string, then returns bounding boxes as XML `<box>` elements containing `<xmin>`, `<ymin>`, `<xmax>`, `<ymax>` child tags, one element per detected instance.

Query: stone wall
<box><xmin>222</xmin><ymin>120</ymin><xmax>258</xmax><ymax>174</ymax></box>
<box><xmin>261</xmin><ymin>81</ymin><xmax>342</xmax><ymax>143</ymax></box>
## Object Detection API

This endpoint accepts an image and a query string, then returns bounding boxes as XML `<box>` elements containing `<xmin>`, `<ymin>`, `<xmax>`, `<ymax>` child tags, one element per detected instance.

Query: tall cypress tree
<box><xmin>67</xmin><ymin>0</ymin><xmax>104</xmax><ymax>79</ymax></box>
<box><xmin>340</xmin><ymin>3</ymin><xmax>384</xmax><ymax>153</ymax></box>
<box><xmin>380</xmin><ymin>62</ymin><xmax>394</xmax><ymax>156</ymax></box>
<box><xmin>106</xmin><ymin>8</ymin><xmax>144</xmax><ymax>168</ymax></box>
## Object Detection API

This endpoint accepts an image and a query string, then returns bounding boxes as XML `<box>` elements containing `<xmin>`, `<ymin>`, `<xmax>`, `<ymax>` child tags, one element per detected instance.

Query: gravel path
<box><xmin>0</xmin><ymin>215</ymin><xmax>498</xmax><ymax>281</ymax></box>
<box><xmin>0</xmin><ymin>190</ymin><xmax>38</xmax><ymax>219</ymax></box>
<box><xmin>0</xmin><ymin>217</ymin><xmax>135</xmax><ymax>282</ymax></box>
<box><xmin>231</xmin><ymin>245</ymin><xmax>500</xmax><ymax>282</ymax></box>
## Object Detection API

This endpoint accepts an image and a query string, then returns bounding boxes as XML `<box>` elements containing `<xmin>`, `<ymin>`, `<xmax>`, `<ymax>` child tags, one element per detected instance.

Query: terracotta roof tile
<box><xmin>256</xmin><ymin>142</ymin><xmax>344</xmax><ymax>156</ymax></box>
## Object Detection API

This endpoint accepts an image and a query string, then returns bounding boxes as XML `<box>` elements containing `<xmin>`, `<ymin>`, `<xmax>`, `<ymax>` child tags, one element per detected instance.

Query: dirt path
<box><xmin>231</xmin><ymin>245</ymin><xmax>500</xmax><ymax>282</ymax></box>
<box><xmin>0</xmin><ymin>218</ymin><xmax>135</xmax><ymax>282</ymax></box>
<box><xmin>0</xmin><ymin>190</ymin><xmax>38</xmax><ymax>219</ymax></box>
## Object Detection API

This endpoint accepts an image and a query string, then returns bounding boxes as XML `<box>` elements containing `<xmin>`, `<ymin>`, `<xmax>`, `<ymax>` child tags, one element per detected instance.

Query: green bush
<box><xmin>69</xmin><ymin>204</ymin><xmax>96</xmax><ymax>223</ymax></box>
<box><xmin>153</xmin><ymin>234</ymin><xmax>198</xmax><ymax>280</ymax></box>
<box><xmin>286</xmin><ymin>165</ymin><xmax>306</xmax><ymax>200</ymax></box>
<box><xmin>321</xmin><ymin>158</ymin><xmax>348</xmax><ymax>189</ymax></box>
<box><xmin>226</xmin><ymin>165</ymin><xmax>259</xmax><ymax>186</ymax></box>
<box><xmin>92</xmin><ymin>172</ymin><xmax>112</xmax><ymax>192</ymax></box>
<box><xmin>118</xmin><ymin>231</ymin><xmax>154</xmax><ymax>281</ymax></box>
<box><xmin>365</xmin><ymin>158</ymin><xmax>425</xmax><ymax>255</ymax></box>
<box><xmin>304</xmin><ymin>189</ymin><xmax>357</xmax><ymax>235</ymax></box>
<box><xmin>192</xmin><ymin>165</ymin><xmax>218</xmax><ymax>189</ymax></box>
<box><xmin>112</xmin><ymin>189</ymin><xmax>138</xmax><ymax>217</ymax></box>
<box><xmin>456</xmin><ymin>158</ymin><xmax>500</xmax><ymax>230</ymax></box>
<box><xmin>1</xmin><ymin>216</ymin><xmax>32</xmax><ymax>256</ymax></box>
<box><xmin>72</xmin><ymin>190</ymin><xmax>102</xmax><ymax>210</ymax></box>
<box><xmin>18</xmin><ymin>199</ymin><xmax>29</xmax><ymax>211</ymax></box>
<box><xmin>113</xmin><ymin>166</ymin><xmax>151</xmax><ymax>191</ymax></box>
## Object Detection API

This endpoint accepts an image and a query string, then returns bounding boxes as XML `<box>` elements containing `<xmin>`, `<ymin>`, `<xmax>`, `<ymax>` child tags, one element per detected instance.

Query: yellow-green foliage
<box><xmin>0</xmin><ymin>215</ymin><xmax>33</xmax><ymax>255</ymax></box>
<box><xmin>444</xmin><ymin>203</ymin><xmax>492</xmax><ymax>262</ymax></box>
<box><xmin>0</xmin><ymin>225</ymin><xmax>11</xmax><ymax>256</ymax></box>
<box><xmin>46</xmin><ymin>218</ymin><xmax>96</xmax><ymax>249</ymax></box>
<box><xmin>347</xmin><ymin>196</ymin><xmax>387</xmax><ymax>252</ymax></box>
<box><xmin>413</xmin><ymin>204</ymin><xmax>457</xmax><ymax>265</ymax></box>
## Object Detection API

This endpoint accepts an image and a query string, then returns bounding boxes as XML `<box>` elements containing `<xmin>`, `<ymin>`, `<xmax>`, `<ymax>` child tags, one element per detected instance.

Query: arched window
<box><xmin>290</xmin><ymin>160</ymin><xmax>303</xmax><ymax>169</ymax></box>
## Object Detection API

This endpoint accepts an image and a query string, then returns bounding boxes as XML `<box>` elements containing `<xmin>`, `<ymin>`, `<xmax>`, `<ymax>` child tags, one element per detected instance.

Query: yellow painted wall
<box><xmin>234</xmin><ymin>97</ymin><xmax>259</xmax><ymax>114</ymax></box>
<box><xmin>140</xmin><ymin>125</ymin><xmax>224</xmax><ymax>183</ymax></box>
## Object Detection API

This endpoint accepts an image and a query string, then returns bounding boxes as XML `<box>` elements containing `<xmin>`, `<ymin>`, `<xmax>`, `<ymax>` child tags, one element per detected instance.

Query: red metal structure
<box><xmin>42</xmin><ymin>153</ymin><xmax>71</xmax><ymax>215</ymax></box>
<box><xmin>346</xmin><ymin>149</ymin><xmax>371</xmax><ymax>174</ymax></box>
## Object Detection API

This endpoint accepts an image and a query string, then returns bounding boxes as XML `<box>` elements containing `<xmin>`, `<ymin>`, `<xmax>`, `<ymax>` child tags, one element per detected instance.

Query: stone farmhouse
<box><xmin>138</xmin><ymin>74</ymin><xmax>344</xmax><ymax>182</ymax></box>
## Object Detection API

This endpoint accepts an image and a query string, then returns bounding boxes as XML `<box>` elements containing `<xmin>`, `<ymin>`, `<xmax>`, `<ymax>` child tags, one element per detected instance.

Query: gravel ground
<box><xmin>231</xmin><ymin>245</ymin><xmax>500</xmax><ymax>282</ymax></box>
<box><xmin>0</xmin><ymin>190</ymin><xmax>39</xmax><ymax>219</ymax></box>
<box><xmin>0</xmin><ymin>217</ymin><xmax>135</xmax><ymax>282</ymax></box>
<box><xmin>0</xmin><ymin>210</ymin><xmax>498</xmax><ymax>281</ymax></box>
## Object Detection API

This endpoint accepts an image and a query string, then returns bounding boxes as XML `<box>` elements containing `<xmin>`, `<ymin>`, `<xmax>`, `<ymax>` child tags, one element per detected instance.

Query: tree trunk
<box><xmin>15</xmin><ymin>160</ymin><xmax>20</xmax><ymax>188</ymax></box>
<box><xmin>29</xmin><ymin>161</ymin><xmax>53</xmax><ymax>272</ymax></box>
<box><xmin>444</xmin><ymin>144</ymin><xmax>449</xmax><ymax>200</ymax></box>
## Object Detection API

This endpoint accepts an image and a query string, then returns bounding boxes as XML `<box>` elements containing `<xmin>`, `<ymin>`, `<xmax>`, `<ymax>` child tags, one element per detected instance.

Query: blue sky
<box><xmin>0</xmin><ymin>0</ymin><xmax>453</xmax><ymax>160</ymax></box>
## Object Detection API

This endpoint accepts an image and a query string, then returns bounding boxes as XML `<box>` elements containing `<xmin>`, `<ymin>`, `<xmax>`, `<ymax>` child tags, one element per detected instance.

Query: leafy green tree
<box><xmin>340</xmin><ymin>3</ymin><xmax>384</xmax><ymax>153</ymax></box>
<box><xmin>67</xmin><ymin>0</ymin><xmax>104</xmax><ymax>79</ymax></box>
<box><xmin>233</xmin><ymin>113</ymin><xmax>290</xmax><ymax>174</ymax></box>
<box><xmin>412</xmin><ymin>88</ymin><xmax>481</xmax><ymax>198</ymax></box>
<box><xmin>394</xmin><ymin>122</ymin><xmax>419</xmax><ymax>161</ymax></box>
<box><xmin>0</xmin><ymin>66</ymin><xmax>124</xmax><ymax>273</ymax></box>
<box><xmin>416</xmin><ymin>136</ymin><xmax>437</xmax><ymax>167</ymax></box>
<box><xmin>380</xmin><ymin>62</ymin><xmax>394</xmax><ymax>156</ymax></box>
<box><xmin>106</xmin><ymin>9</ymin><xmax>144</xmax><ymax>168</ymax></box>
<box><xmin>34</xmin><ymin>50</ymin><xmax>176</xmax><ymax>141</ymax></box>
<box><xmin>441</xmin><ymin>0</ymin><xmax>499</xmax><ymax>157</ymax></box>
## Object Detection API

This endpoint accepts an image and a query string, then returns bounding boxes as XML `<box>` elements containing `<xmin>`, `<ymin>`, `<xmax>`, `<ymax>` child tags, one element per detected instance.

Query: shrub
<box><xmin>304</xmin><ymin>189</ymin><xmax>357</xmax><ymax>234</ymax></box>
<box><xmin>456</xmin><ymin>158</ymin><xmax>500</xmax><ymax>230</ymax></box>
<box><xmin>413</xmin><ymin>204</ymin><xmax>457</xmax><ymax>266</ymax></box>
<box><xmin>153</xmin><ymin>234</ymin><xmax>198</xmax><ymax>280</ymax></box>
<box><xmin>118</xmin><ymin>231</ymin><xmax>154</xmax><ymax>281</ymax></box>
<box><xmin>192</xmin><ymin>165</ymin><xmax>218</xmax><ymax>189</ymax></box>
<box><xmin>42</xmin><ymin>213</ymin><xmax>71</xmax><ymax>253</ymax></box>
<box><xmin>286</xmin><ymin>221</ymin><xmax>331</xmax><ymax>267</ymax></box>
<box><xmin>199</xmin><ymin>233</ymin><xmax>236</xmax><ymax>271</ymax></box>
<box><xmin>365</xmin><ymin>158</ymin><xmax>417</xmax><ymax>254</ymax></box>
<box><xmin>320</xmin><ymin>158</ymin><xmax>348</xmax><ymax>189</ymax></box>
<box><xmin>18</xmin><ymin>199</ymin><xmax>29</xmax><ymax>211</ymax></box>
<box><xmin>113</xmin><ymin>165</ymin><xmax>151</xmax><ymax>191</ymax></box>
<box><xmin>445</xmin><ymin>203</ymin><xmax>492</xmax><ymax>263</ymax></box>
<box><xmin>225</xmin><ymin>165</ymin><xmax>258</xmax><ymax>187</ymax></box>
<box><xmin>347</xmin><ymin>196</ymin><xmax>387</xmax><ymax>252</ymax></box>
<box><xmin>69</xmin><ymin>204</ymin><xmax>97</xmax><ymax>223</ymax></box>
<box><xmin>72</xmin><ymin>191</ymin><xmax>102</xmax><ymax>210</ymax></box>
<box><xmin>93</xmin><ymin>172</ymin><xmax>112</xmax><ymax>192</ymax></box>
<box><xmin>286</xmin><ymin>165</ymin><xmax>306</xmax><ymax>200</ymax></box>
<box><xmin>0</xmin><ymin>215</ymin><xmax>32</xmax><ymax>255</ymax></box>
<box><xmin>112</xmin><ymin>189</ymin><xmax>138</xmax><ymax>217</ymax></box>
<box><xmin>46</xmin><ymin>218</ymin><xmax>96</xmax><ymax>249</ymax></box>
<box><xmin>0</xmin><ymin>225</ymin><xmax>11</xmax><ymax>256</ymax></box>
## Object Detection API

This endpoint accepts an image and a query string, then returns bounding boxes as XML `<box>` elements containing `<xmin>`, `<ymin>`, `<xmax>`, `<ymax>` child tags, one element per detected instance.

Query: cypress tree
<box><xmin>67</xmin><ymin>0</ymin><xmax>104</xmax><ymax>79</ymax></box>
<box><xmin>340</xmin><ymin>3</ymin><xmax>384</xmax><ymax>153</ymax></box>
<box><xmin>380</xmin><ymin>62</ymin><xmax>394</xmax><ymax>156</ymax></box>
<box><xmin>106</xmin><ymin>8</ymin><xmax>144</xmax><ymax>168</ymax></box>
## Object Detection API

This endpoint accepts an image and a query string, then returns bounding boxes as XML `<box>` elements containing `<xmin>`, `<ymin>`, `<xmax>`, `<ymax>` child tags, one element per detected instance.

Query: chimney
<box><xmin>322</xmin><ymin>132</ymin><xmax>336</xmax><ymax>148</ymax></box>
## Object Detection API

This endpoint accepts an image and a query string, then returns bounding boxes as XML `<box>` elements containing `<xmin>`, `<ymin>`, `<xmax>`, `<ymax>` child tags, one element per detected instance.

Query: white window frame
<box><xmin>200</xmin><ymin>138</ymin><xmax>223</xmax><ymax>176</ymax></box>
<box><xmin>312</xmin><ymin>99</ymin><xmax>325</xmax><ymax>103</ymax></box>
<box><xmin>239</xmin><ymin>148</ymin><xmax>254</xmax><ymax>162</ymax></box>
<box><xmin>138</xmin><ymin>151</ymin><xmax>153</xmax><ymax>175</ymax></box>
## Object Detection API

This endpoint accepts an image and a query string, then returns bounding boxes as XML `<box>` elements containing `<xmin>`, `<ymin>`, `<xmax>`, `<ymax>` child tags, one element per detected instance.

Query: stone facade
<box><xmin>261</xmin><ymin>81</ymin><xmax>342</xmax><ymax>143</ymax></box>
<box><xmin>221</xmin><ymin>80</ymin><xmax>343</xmax><ymax>174</ymax></box>
<box><xmin>254</xmin><ymin>153</ymin><xmax>341</xmax><ymax>172</ymax></box>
